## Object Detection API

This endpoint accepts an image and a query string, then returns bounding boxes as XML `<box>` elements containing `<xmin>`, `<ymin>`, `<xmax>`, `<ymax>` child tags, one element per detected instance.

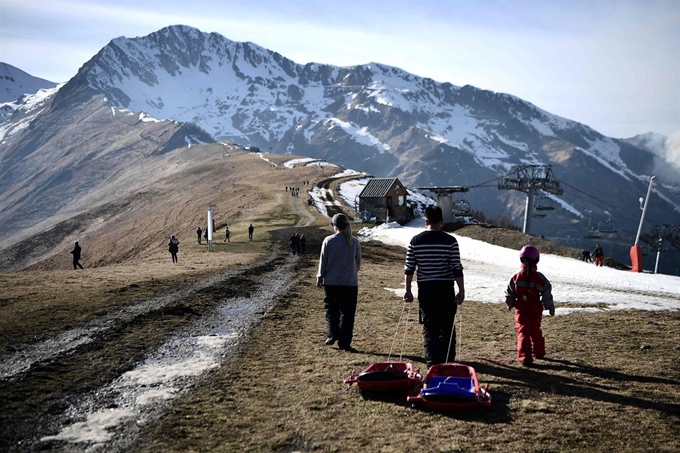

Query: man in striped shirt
<box><xmin>404</xmin><ymin>206</ymin><xmax>465</xmax><ymax>368</ymax></box>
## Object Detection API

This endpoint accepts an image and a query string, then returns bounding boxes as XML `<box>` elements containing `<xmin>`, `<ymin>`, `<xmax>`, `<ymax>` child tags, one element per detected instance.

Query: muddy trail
<box><xmin>314</xmin><ymin>175</ymin><xmax>358</xmax><ymax>218</ymax></box>
<box><xmin>0</xmin><ymin>252</ymin><xmax>305</xmax><ymax>452</ymax></box>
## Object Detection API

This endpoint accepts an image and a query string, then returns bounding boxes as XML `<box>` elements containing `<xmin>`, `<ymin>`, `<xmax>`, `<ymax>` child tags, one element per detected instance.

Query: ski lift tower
<box><xmin>415</xmin><ymin>186</ymin><xmax>470</xmax><ymax>224</ymax></box>
<box><xmin>498</xmin><ymin>165</ymin><xmax>563</xmax><ymax>234</ymax></box>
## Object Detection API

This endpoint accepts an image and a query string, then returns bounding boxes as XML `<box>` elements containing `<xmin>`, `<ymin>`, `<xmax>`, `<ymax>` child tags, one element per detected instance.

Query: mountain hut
<box><xmin>358</xmin><ymin>178</ymin><xmax>410</xmax><ymax>223</ymax></box>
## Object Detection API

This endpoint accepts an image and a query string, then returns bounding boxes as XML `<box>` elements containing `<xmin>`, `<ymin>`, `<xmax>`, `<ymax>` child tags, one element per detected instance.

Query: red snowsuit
<box><xmin>592</xmin><ymin>246</ymin><xmax>604</xmax><ymax>267</ymax></box>
<box><xmin>505</xmin><ymin>263</ymin><xmax>554</xmax><ymax>364</ymax></box>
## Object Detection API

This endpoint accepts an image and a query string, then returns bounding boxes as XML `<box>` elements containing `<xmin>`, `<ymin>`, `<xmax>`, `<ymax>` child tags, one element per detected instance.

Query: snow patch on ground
<box><xmin>359</xmin><ymin>222</ymin><xmax>680</xmax><ymax>313</ymax></box>
<box><xmin>40</xmin><ymin>260</ymin><xmax>296</xmax><ymax>449</ymax></box>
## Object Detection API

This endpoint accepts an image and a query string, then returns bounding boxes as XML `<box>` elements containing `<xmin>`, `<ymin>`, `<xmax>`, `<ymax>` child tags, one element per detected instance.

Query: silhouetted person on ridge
<box><xmin>197</xmin><ymin>227</ymin><xmax>202</xmax><ymax>244</ymax></box>
<box><xmin>70</xmin><ymin>242</ymin><xmax>84</xmax><ymax>269</ymax></box>
<box><xmin>168</xmin><ymin>235</ymin><xmax>180</xmax><ymax>263</ymax></box>
<box><xmin>248</xmin><ymin>224</ymin><xmax>254</xmax><ymax>241</ymax></box>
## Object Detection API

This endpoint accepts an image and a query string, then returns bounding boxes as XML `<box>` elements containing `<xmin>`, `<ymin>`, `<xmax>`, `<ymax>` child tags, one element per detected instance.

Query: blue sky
<box><xmin>1</xmin><ymin>0</ymin><xmax>678</xmax><ymax>139</ymax></box>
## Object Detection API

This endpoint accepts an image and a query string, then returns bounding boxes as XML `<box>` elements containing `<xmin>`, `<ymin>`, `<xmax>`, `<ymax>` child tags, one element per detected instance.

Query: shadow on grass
<box><xmin>356</xmin><ymin>387</ymin><xmax>512</xmax><ymax>423</ymax></box>
<box><xmin>468</xmin><ymin>359</ymin><xmax>680</xmax><ymax>416</ymax></box>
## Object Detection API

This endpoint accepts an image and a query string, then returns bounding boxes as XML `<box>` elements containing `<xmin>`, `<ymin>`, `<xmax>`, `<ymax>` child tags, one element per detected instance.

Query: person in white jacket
<box><xmin>317</xmin><ymin>213</ymin><xmax>361</xmax><ymax>351</ymax></box>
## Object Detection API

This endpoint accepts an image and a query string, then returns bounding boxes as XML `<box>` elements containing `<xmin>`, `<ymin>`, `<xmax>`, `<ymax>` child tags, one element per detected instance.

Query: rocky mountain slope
<box><xmin>1</xmin><ymin>25</ymin><xmax>678</xmax><ymax>272</ymax></box>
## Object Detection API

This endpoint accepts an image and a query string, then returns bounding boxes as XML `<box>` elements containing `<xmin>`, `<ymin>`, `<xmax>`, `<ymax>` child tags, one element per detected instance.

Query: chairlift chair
<box><xmin>531</xmin><ymin>213</ymin><xmax>546</xmax><ymax>219</ymax></box>
<box><xmin>452</xmin><ymin>198</ymin><xmax>471</xmax><ymax>215</ymax></box>
<box><xmin>534</xmin><ymin>196</ymin><xmax>555</xmax><ymax>211</ymax></box>
<box><xmin>597</xmin><ymin>216</ymin><xmax>617</xmax><ymax>234</ymax></box>
<box><xmin>584</xmin><ymin>218</ymin><xmax>601</xmax><ymax>239</ymax></box>
<box><xmin>584</xmin><ymin>229</ymin><xmax>601</xmax><ymax>239</ymax></box>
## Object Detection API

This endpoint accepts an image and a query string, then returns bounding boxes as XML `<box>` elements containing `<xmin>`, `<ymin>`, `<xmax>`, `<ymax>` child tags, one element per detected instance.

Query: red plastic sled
<box><xmin>407</xmin><ymin>362</ymin><xmax>491</xmax><ymax>411</ymax></box>
<box><xmin>344</xmin><ymin>361</ymin><xmax>422</xmax><ymax>393</ymax></box>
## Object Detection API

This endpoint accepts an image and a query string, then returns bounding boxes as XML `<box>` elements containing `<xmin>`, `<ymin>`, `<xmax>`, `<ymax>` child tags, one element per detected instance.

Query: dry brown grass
<box><xmin>1</xmin><ymin>150</ymin><xmax>679</xmax><ymax>452</ymax></box>
<box><xmin>137</xmin><ymin>241</ymin><xmax>680</xmax><ymax>453</ymax></box>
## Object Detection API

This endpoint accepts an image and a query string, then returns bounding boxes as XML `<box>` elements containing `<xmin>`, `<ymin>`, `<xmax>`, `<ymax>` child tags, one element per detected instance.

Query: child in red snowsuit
<box><xmin>505</xmin><ymin>245</ymin><xmax>555</xmax><ymax>366</ymax></box>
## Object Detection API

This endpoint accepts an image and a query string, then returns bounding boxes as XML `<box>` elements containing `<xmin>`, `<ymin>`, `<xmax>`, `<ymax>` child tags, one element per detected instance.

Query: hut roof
<box><xmin>359</xmin><ymin>178</ymin><xmax>401</xmax><ymax>198</ymax></box>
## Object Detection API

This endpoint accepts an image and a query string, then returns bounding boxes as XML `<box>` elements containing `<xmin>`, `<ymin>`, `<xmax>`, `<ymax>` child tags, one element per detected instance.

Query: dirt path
<box><xmin>0</xmin><ymin>253</ymin><xmax>305</xmax><ymax>452</ymax></box>
<box><xmin>0</xmin><ymin>154</ymin><xmax>346</xmax><ymax>452</ymax></box>
<box><xmin>0</xmin><ymin>156</ymin><xmax>373</xmax><ymax>452</ymax></box>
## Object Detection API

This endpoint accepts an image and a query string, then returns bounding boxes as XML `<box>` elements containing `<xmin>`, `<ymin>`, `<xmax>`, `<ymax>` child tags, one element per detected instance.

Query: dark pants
<box><xmin>171</xmin><ymin>252</ymin><xmax>178</xmax><ymax>263</ymax></box>
<box><xmin>324</xmin><ymin>285</ymin><xmax>358</xmax><ymax>349</ymax></box>
<box><xmin>73</xmin><ymin>259</ymin><xmax>83</xmax><ymax>270</ymax></box>
<box><xmin>418</xmin><ymin>281</ymin><xmax>457</xmax><ymax>368</ymax></box>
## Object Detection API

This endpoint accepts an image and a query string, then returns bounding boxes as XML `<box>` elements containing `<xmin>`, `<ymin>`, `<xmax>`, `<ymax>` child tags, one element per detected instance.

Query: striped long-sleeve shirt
<box><xmin>404</xmin><ymin>230</ymin><xmax>464</xmax><ymax>283</ymax></box>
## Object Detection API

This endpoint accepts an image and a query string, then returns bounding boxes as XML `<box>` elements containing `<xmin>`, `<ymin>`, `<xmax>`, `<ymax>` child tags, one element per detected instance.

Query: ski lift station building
<box><xmin>358</xmin><ymin>178</ymin><xmax>409</xmax><ymax>223</ymax></box>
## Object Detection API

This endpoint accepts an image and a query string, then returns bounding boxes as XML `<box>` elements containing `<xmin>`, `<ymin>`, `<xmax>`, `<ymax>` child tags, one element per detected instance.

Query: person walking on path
<box><xmin>592</xmin><ymin>244</ymin><xmax>604</xmax><ymax>267</ymax></box>
<box><xmin>168</xmin><ymin>235</ymin><xmax>180</xmax><ymax>263</ymax></box>
<box><xmin>196</xmin><ymin>227</ymin><xmax>202</xmax><ymax>244</ymax></box>
<box><xmin>403</xmin><ymin>205</ymin><xmax>465</xmax><ymax>368</ymax></box>
<box><xmin>289</xmin><ymin>233</ymin><xmax>298</xmax><ymax>255</ymax></box>
<box><xmin>224</xmin><ymin>226</ymin><xmax>230</xmax><ymax>243</ymax></box>
<box><xmin>300</xmin><ymin>235</ymin><xmax>306</xmax><ymax>254</ymax></box>
<box><xmin>293</xmin><ymin>233</ymin><xmax>301</xmax><ymax>254</ymax></box>
<box><xmin>317</xmin><ymin>213</ymin><xmax>362</xmax><ymax>351</ymax></box>
<box><xmin>248</xmin><ymin>224</ymin><xmax>254</xmax><ymax>241</ymax></box>
<box><xmin>505</xmin><ymin>245</ymin><xmax>555</xmax><ymax>366</ymax></box>
<box><xmin>70</xmin><ymin>242</ymin><xmax>84</xmax><ymax>269</ymax></box>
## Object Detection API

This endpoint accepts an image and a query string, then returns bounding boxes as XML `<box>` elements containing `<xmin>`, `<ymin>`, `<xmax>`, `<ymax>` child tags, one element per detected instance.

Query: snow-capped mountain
<box><xmin>0</xmin><ymin>63</ymin><xmax>57</xmax><ymax>103</ymax></box>
<box><xmin>1</xmin><ymin>25</ymin><xmax>679</xmax><ymax>271</ymax></box>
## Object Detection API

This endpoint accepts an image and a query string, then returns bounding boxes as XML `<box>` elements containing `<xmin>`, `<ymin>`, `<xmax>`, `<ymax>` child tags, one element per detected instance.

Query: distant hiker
<box><xmin>403</xmin><ymin>205</ymin><xmax>464</xmax><ymax>368</ymax></box>
<box><xmin>505</xmin><ymin>245</ymin><xmax>555</xmax><ymax>366</ymax></box>
<box><xmin>224</xmin><ymin>226</ymin><xmax>231</xmax><ymax>242</ymax></box>
<box><xmin>168</xmin><ymin>235</ymin><xmax>180</xmax><ymax>263</ymax></box>
<box><xmin>204</xmin><ymin>228</ymin><xmax>208</xmax><ymax>242</ymax></box>
<box><xmin>317</xmin><ymin>213</ymin><xmax>362</xmax><ymax>351</ymax></box>
<box><xmin>294</xmin><ymin>233</ymin><xmax>302</xmax><ymax>254</ymax></box>
<box><xmin>300</xmin><ymin>235</ymin><xmax>306</xmax><ymax>254</ymax></box>
<box><xmin>581</xmin><ymin>250</ymin><xmax>593</xmax><ymax>263</ymax></box>
<box><xmin>70</xmin><ymin>241</ymin><xmax>84</xmax><ymax>269</ymax></box>
<box><xmin>248</xmin><ymin>224</ymin><xmax>254</xmax><ymax>241</ymax></box>
<box><xmin>592</xmin><ymin>244</ymin><xmax>604</xmax><ymax>267</ymax></box>
<box><xmin>197</xmin><ymin>227</ymin><xmax>202</xmax><ymax>244</ymax></box>
<box><xmin>289</xmin><ymin>233</ymin><xmax>297</xmax><ymax>255</ymax></box>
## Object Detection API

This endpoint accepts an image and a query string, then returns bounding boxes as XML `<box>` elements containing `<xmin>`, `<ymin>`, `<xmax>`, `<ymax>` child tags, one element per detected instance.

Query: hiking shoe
<box><xmin>325</xmin><ymin>337</ymin><xmax>337</xmax><ymax>345</ymax></box>
<box><xmin>535</xmin><ymin>355</ymin><xmax>545</xmax><ymax>360</ymax></box>
<box><xmin>521</xmin><ymin>359</ymin><xmax>534</xmax><ymax>367</ymax></box>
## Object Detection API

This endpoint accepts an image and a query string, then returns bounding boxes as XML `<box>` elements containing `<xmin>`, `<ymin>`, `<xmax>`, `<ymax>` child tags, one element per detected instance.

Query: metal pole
<box><xmin>207</xmin><ymin>203</ymin><xmax>214</xmax><ymax>252</ymax></box>
<box><xmin>634</xmin><ymin>176</ymin><xmax>655</xmax><ymax>246</ymax></box>
<box><xmin>654</xmin><ymin>239</ymin><xmax>662</xmax><ymax>274</ymax></box>
<box><xmin>523</xmin><ymin>189</ymin><xmax>534</xmax><ymax>234</ymax></box>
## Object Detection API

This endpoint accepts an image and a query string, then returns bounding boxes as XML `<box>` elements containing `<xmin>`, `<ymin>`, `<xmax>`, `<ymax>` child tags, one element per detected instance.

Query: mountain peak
<box><xmin>0</xmin><ymin>62</ymin><xmax>57</xmax><ymax>103</ymax></box>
